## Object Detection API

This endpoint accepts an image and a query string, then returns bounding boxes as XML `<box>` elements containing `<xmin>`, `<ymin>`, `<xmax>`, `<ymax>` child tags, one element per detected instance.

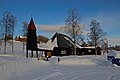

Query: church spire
<box><xmin>27</xmin><ymin>18</ymin><xmax>36</xmax><ymax>31</ymax></box>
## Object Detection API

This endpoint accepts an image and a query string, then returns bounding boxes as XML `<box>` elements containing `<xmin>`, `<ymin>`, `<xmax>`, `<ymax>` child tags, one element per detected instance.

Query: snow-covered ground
<box><xmin>0</xmin><ymin>41</ymin><xmax>120</xmax><ymax>80</ymax></box>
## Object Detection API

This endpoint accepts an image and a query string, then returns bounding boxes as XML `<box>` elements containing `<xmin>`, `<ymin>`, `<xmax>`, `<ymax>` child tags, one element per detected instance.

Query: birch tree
<box><xmin>65</xmin><ymin>8</ymin><xmax>84</xmax><ymax>56</ymax></box>
<box><xmin>10</xmin><ymin>15</ymin><xmax>17</xmax><ymax>53</ymax></box>
<box><xmin>22</xmin><ymin>21</ymin><xmax>28</xmax><ymax>52</ymax></box>
<box><xmin>0</xmin><ymin>12</ymin><xmax>17</xmax><ymax>54</ymax></box>
<box><xmin>88</xmin><ymin>19</ymin><xmax>106</xmax><ymax>55</ymax></box>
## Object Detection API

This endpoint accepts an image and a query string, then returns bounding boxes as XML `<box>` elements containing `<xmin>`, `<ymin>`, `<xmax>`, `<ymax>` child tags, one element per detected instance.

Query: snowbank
<box><xmin>115</xmin><ymin>51</ymin><xmax>120</xmax><ymax>58</ymax></box>
<box><xmin>108</xmin><ymin>50</ymin><xmax>120</xmax><ymax>58</ymax></box>
<box><xmin>0</xmin><ymin>54</ymin><xmax>51</xmax><ymax>80</ymax></box>
<box><xmin>107</xmin><ymin>50</ymin><xmax>116</xmax><ymax>57</ymax></box>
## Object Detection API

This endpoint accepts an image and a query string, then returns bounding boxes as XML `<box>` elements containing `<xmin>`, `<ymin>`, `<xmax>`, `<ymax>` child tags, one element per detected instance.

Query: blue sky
<box><xmin>0</xmin><ymin>0</ymin><xmax>120</xmax><ymax>46</ymax></box>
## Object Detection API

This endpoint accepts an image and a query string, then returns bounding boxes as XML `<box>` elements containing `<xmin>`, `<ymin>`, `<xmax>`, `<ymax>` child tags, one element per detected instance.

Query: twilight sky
<box><xmin>0</xmin><ymin>0</ymin><xmax>120</xmax><ymax>46</ymax></box>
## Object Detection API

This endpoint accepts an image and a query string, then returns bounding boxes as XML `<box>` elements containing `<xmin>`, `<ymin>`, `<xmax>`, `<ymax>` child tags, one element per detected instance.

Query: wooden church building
<box><xmin>40</xmin><ymin>32</ymin><xmax>102</xmax><ymax>56</ymax></box>
<box><xmin>26</xmin><ymin>18</ymin><xmax>101</xmax><ymax>58</ymax></box>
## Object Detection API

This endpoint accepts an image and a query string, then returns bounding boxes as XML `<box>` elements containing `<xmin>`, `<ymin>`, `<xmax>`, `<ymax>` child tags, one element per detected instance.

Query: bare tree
<box><xmin>0</xmin><ymin>21</ymin><xmax>3</xmax><ymax>49</ymax></box>
<box><xmin>10</xmin><ymin>15</ymin><xmax>17</xmax><ymax>53</ymax></box>
<box><xmin>88</xmin><ymin>19</ymin><xmax>106</xmax><ymax>55</ymax></box>
<box><xmin>22</xmin><ymin>21</ymin><xmax>28</xmax><ymax>52</ymax></box>
<box><xmin>0</xmin><ymin>12</ymin><xmax>17</xmax><ymax>54</ymax></box>
<box><xmin>65</xmin><ymin>8</ymin><xmax>84</xmax><ymax>56</ymax></box>
<box><xmin>101</xmin><ymin>39</ymin><xmax>108</xmax><ymax>53</ymax></box>
<box><xmin>0</xmin><ymin>12</ymin><xmax>10</xmax><ymax>54</ymax></box>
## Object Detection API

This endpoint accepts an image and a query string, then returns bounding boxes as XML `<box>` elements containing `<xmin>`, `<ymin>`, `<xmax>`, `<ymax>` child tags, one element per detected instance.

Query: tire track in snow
<box><xmin>58</xmin><ymin>73</ymin><xmax>79</xmax><ymax>80</ymax></box>
<box><xmin>108</xmin><ymin>74</ymin><xmax>120</xmax><ymax>80</ymax></box>
<box><xmin>65</xmin><ymin>72</ymin><xmax>108</xmax><ymax>80</ymax></box>
<box><xmin>32</xmin><ymin>72</ymin><xmax>62</xmax><ymax>80</ymax></box>
<box><xmin>0</xmin><ymin>63</ymin><xmax>6</xmax><ymax>79</ymax></box>
<box><xmin>32</xmin><ymin>59</ymin><xmax>63</xmax><ymax>80</ymax></box>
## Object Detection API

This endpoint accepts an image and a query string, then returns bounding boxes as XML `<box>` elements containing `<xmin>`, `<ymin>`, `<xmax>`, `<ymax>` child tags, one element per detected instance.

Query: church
<box><xmin>26</xmin><ymin>18</ymin><xmax>102</xmax><ymax>58</ymax></box>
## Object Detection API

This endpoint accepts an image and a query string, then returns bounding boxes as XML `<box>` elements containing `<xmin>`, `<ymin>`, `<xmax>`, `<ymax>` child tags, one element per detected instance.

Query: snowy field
<box><xmin>0</xmin><ymin>41</ymin><xmax>120</xmax><ymax>80</ymax></box>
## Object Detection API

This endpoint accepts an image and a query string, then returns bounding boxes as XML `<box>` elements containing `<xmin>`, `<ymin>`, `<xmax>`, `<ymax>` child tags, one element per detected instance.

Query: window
<box><xmin>88</xmin><ymin>50</ymin><xmax>91</xmax><ymax>52</ymax></box>
<box><xmin>71</xmin><ymin>48</ymin><xmax>73</xmax><ymax>54</ymax></box>
<box><xmin>61</xmin><ymin>50</ymin><xmax>66</xmax><ymax>54</ymax></box>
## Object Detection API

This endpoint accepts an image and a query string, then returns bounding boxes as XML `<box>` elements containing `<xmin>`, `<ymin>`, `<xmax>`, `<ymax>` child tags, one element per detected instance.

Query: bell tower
<box><xmin>26</xmin><ymin>18</ymin><xmax>38</xmax><ymax>58</ymax></box>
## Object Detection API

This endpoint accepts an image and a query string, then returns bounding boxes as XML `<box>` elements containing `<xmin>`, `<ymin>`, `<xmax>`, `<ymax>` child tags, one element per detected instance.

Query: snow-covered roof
<box><xmin>19</xmin><ymin>36</ymin><xmax>26</xmax><ymax>38</ymax></box>
<box><xmin>80</xmin><ymin>46</ymin><xmax>95</xmax><ymax>49</ymax></box>
<box><xmin>39</xmin><ymin>33</ymin><xmax>96</xmax><ymax>50</ymax></box>
<box><xmin>39</xmin><ymin>37</ymin><xmax>58</xmax><ymax>50</ymax></box>
<box><xmin>51</xmin><ymin>33</ymin><xmax>74</xmax><ymax>48</ymax></box>
<box><xmin>39</xmin><ymin>33</ymin><xmax>74</xmax><ymax>50</ymax></box>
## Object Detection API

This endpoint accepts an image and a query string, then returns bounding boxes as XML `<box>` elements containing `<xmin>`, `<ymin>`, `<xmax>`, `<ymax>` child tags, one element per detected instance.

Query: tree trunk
<box><xmin>4</xmin><ymin>37</ymin><xmax>6</xmax><ymax>54</ymax></box>
<box><xmin>12</xmin><ymin>39</ymin><xmax>14</xmax><ymax>53</ymax></box>
<box><xmin>12</xmin><ymin>32</ymin><xmax>14</xmax><ymax>53</ymax></box>
<box><xmin>23</xmin><ymin>42</ymin><xmax>25</xmax><ymax>52</ymax></box>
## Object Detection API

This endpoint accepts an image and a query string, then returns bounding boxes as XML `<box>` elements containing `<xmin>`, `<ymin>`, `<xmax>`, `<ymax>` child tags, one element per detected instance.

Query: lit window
<box><xmin>88</xmin><ymin>50</ymin><xmax>91</xmax><ymax>52</ymax></box>
<box><xmin>61</xmin><ymin>50</ymin><xmax>66</xmax><ymax>54</ymax></box>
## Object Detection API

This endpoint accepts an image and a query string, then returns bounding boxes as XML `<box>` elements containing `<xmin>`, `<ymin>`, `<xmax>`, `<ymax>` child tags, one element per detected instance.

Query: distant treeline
<box><xmin>0</xmin><ymin>35</ymin><xmax>49</xmax><ymax>44</ymax></box>
<box><xmin>37</xmin><ymin>35</ymin><xmax>49</xmax><ymax>43</ymax></box>
<box><xmin>110</xmin><ymin>45</ymin><xmax>120</xmax><ymax>51</ymax></box>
